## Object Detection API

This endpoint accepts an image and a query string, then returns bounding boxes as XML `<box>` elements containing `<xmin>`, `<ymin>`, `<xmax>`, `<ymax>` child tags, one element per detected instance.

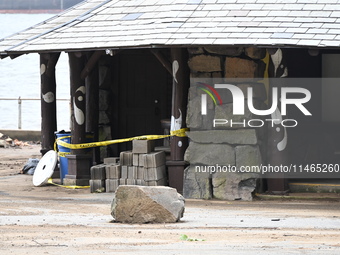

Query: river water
<box><xmin>0</xmin><ymin>13</ymin><xmax>70</xmax><ymax>131</ymax></box>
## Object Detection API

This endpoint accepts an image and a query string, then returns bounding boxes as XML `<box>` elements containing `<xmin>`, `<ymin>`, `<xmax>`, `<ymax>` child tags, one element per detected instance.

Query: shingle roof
<box><xmin>1</xmin><ymin>0</ymin><xmax>340</xmax><ymax>56</ymax></box>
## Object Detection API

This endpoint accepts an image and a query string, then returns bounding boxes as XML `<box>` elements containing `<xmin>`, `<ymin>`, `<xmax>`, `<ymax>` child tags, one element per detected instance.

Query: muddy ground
<box><xmin>0</xmin><ymin>145</ymin><xmax>340</xmax><ymax>254</ymax></box>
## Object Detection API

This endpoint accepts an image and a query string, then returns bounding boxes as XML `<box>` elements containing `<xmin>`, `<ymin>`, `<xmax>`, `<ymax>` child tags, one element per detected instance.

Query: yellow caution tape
<box><xmin>58</xmin><ymin>152</ymin><xmax>71</xmax><ymax>158</ymax></box>
<box><xmin>54</xmin><ymin>135</ymin><xmax>71</xmax><ymax>151</ymax></box>
<box><xmin>47</xmin><ymin>178</ymin><xmax>90</xmax><ymax>189</ymax></box>
<box><xmin>55</xmin><ymin>128</ymin><xmax>189</xmax><ymax>150</ymax></box>
<box><xmin>51</xmin><ymin>128</ymin><xmax>188</xmax><ymax>189</ymax></box>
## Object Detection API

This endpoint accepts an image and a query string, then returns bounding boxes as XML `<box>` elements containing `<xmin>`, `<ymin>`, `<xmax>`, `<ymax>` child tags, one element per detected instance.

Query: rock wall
<box><xmin>97</xmin><ymin>56</ymin><xmax>114</xmax><ymax>161</ymax></box>
<box><xmin>184</xmin><ymin>47</ymin><xmax>268</xmax><ymax>201</ymax></box>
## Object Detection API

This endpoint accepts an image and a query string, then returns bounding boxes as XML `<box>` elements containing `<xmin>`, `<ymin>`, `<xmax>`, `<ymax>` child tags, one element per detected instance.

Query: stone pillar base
<box><xmin>166</xmin><ymin>160</ymin><xmax>187</xmax><ymax>194</ymax></box>
<box><xmin>65</xmin><ymin>154</ymin><xmax>92</xmax><ymax>185</ymax></box>
<box><xmin>63</xmin><ymin>178</ymin><xmax>90</xmax><ymax>186</ymax></box>
<box><xmin>51</xmin><ymin>169</ymin><xmax>61</xmax><ymax>179</ymax></box>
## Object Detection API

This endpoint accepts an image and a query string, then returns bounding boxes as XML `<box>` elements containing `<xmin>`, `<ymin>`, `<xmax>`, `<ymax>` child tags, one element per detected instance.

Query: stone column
<box><xmin>183</xmin><ymin>46</ymin><xmax>267</xmax><ymax>201</ymax></box>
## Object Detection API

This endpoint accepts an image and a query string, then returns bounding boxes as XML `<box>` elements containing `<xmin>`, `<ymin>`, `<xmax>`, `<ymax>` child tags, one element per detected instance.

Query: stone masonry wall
<box><xmin>184</xmin><ymin>47</ymin><xmax>268</xmax><ymax>201</ymax></box>
<box><xmin>97</xmin><ymin>56</ymin><xmax>113</xmax><ymax>161</ymax></box>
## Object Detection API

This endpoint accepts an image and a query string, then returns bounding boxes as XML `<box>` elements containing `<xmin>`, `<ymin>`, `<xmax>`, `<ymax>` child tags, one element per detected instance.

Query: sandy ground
<box><xmin>1</xmin><ymin>145</ymin><xmax>340</xmax><ymax>255</ymax></box>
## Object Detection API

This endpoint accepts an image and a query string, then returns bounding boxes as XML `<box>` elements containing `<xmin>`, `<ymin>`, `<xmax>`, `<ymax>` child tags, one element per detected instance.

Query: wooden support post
<box><xmin>64</xmin><ymin>52</ymin><xmax>92</xmax><ymax>186</ymax></box>
<box><xmin>69</xmin><ymin>52</ymin><xmax>87</xmax><ymax>151</ymax></box>
<box><xmin>266</xmin><ymin>48</ymin><xmax>289</xmax><ymax>193</ymax></box>
<box><xmin>167</xmin><ymin>48</ymin><xmax>190</xmax><ymax>194</ymax></box>
<box><xmin>40</xmin><ymin>52</ymin><xmax>60</xmax><ymax>155</ymax></box>
<box><xmin>85</xmin><ymin>51</ymin><xmax>100</xmax><ymax>164</ymax></box>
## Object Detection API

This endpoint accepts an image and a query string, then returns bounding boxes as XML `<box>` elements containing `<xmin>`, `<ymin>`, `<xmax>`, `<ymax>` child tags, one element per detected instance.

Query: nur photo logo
<box><xmin>197</xmin><ymin>81</ymin><xmax>312</xmax><ymax>128</ymax></box>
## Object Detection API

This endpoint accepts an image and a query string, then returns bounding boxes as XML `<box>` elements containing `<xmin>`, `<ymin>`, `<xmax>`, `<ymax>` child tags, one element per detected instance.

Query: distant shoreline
<box><xmin>0</xmin><ymin>10</ymin><xmax>62</xmax><ymax>14</ymax></box>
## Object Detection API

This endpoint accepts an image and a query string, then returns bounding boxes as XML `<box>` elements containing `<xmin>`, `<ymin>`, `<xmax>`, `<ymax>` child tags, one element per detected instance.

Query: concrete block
<box><xmin>139</xmin><ymin>154</ymin><xmax>145</xmax><ymax>167</ymax></box>
<box><xmin>119</xmin><ymin>178</ymin><xmax>126</xmax><ymax>185</ymax></box>
<box><xmin>128</xmin><ymin>166</ymin><xmax>138</xmax><ymax>179</ymax></box>
<box><xmin>104</xmin><ymin>157</ymin><xmax>120</xmax><ymax>164</ymax></box>
<box><xmin>132</xmin><ymin>140</ymin><xmax>155</xmax><ymax>154</ymax></box>
<box><xmin>63</xmin><ymin>178</ymin><xmax>89</xmax><ymax>187</ymax></box>
<box><xmin>106</xmin><ymin>179</ymin><xmax>119</xmax><ymax>193</ymax></box>
<box><xmin>137</xmin><ymin>166</ymin><xmax>144</xmax><ymax>179</ymax></box>
<box><xmin>90</xmin><ymin>164</ymin><xmax>106</xmax><ymax>180</ymax></box>
<box><xmin>120</xmin><ymin>151</ymin><xmax>133</xmax><ymax>166</ymax></box>
<box><xmin>145</xmin><ymin>178</ymin><xmax>167</xmax><ymax>186</ymax></box>
<box><xmin>121</xmin><ymin>166</ymin><xmax>128</xmax><ymax>179</ymax></box>
<box><xmin>133</xmin><ymin>154</ymin><xmax>139</xmax><ymax>166</ymax></box>
<box><xmin>136</xmin><ymin>179</ymin><xmax>146</xmax><ymax>186</ymax></box>
<box><xmin>126</xmin><ymin>179</ymin><xmax>137</xmax><ymax>185</ymax></box>
<box><xmin>105</xmin><ymin>164</ymin><xmax>121</xmax><ymax>179</ymax></box>
<box><xmin>90</xmin><ymin>180</ymin><xmax>105</xmax><ymax>193</ymax></box>
<box><xmin>143</xmin><ymin>151</ymin><xmax>166</xmax><ymax>168</ymax></box>
<box><xmin>144</xmin><ymin>165</ymin><xmax>166</xmax><ymax>181</ymax></box>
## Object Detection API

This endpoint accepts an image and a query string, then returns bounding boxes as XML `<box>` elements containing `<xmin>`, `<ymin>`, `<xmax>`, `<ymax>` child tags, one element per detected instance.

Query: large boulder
<box><xmin>111</xmin><ymin>185</ymin><xmax>185</xmax><ymax>223</ymax></box>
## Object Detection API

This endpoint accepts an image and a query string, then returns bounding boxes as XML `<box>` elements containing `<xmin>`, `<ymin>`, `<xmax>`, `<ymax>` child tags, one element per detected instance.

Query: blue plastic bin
<box><xmin>55</xmin><ymin>132</ymin><xmax>93</xmax><ymax>184</ymax></box>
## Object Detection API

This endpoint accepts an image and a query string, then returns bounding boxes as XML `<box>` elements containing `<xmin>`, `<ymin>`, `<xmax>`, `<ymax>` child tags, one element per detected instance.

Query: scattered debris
<box><xmin>180</xmin><ymin>234</ymin><xmax>205</xmax><ymax>242</ymax></box>
<box><xmin>0</xmin><ymin>132</ymin><xmax>35</xmax><ymax>148</ymax></box>
<box><xmin>0</xmin><ymin>139</ymin><xmax>6</xmax><ymax>148</ymax></box>
<box><xmin>94</xmin><ymin>187</ymin><xmax>105</xmax><ymax>193</ymax></box>
<box><xmin>13</xmin><ymin>139</ymin><xmax>31</xmax><ymax>147</ymax></box>
<box><xmin>20</xmin><ymin>158</ymin><xmax>40</xmax><ymax>175</ymax></box>
<box><xmin>0</xmin><ymin>133</ymin><xmax>12</xmax><ymax>148</ymax></box>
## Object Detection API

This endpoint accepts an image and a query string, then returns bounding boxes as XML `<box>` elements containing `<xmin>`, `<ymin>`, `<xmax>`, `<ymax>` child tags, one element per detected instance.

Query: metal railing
<box><xmin>0</xmin><ymin>97</ymin><xmax>69</xmax><ymax>129</ymax></box>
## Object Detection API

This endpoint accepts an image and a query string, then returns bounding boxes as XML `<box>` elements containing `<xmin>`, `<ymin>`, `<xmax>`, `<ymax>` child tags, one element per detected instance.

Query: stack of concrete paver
<box><xmin>90</xmin><ymin>140</ymin><xmax>167</xmax><ymax>193</ymax></box>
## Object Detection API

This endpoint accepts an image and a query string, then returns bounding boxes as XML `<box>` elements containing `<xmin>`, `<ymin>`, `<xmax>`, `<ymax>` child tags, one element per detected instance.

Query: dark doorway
<box><xmin>113</xmin><ymin>49</ymin><xmax>172</xmax><ymax>152</ymax></box>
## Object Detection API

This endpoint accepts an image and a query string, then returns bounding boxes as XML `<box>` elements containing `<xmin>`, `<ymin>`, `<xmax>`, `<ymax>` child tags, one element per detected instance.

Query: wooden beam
<box><xmin>9</xmin><ymin>54</ymin><xmax>22</xmax><ymax>59</ymax></box>
<box><xmin>151</xmin><ymin>49</ymin><xmax>172</xmax><ymax>76</ymax></box>
<box><xmin>40</xmin><ymin>52</ymin><xmax>60</xmax><ymax>155</ymax></box>
<box><xmin>80</xmin><ymin>50</ymin><xmax>104</xmax><ymax>80</ymax></box>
